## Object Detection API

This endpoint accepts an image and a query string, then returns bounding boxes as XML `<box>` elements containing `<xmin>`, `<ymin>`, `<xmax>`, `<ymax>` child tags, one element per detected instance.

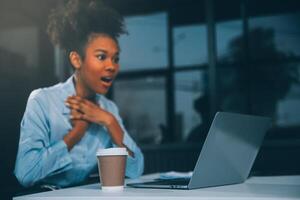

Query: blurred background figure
<box><xmin>187</xmin><ymin>95</ymin><xmax>210</xmax><ymax>143</ymax></box>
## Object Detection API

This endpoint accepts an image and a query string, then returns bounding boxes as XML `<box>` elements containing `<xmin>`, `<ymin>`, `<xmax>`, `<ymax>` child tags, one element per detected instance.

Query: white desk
<box><xmin>13</xmin><ymin>174</ymin><xmax>300</xmax><ymax>200</ymax></box>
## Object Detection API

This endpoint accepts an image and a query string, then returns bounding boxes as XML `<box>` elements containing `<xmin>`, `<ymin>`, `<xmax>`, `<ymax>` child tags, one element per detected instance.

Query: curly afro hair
<box><xmin>47</xmin><ymin>0</ymin><xmax>127</xmax><ymax>56</ymax></box>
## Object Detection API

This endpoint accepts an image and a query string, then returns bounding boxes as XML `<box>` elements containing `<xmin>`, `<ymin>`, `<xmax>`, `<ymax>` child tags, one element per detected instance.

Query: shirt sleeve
<box><xmin>109</xmin><ymin>102</ymin><xmax>144</xmax><ymax>179</ymax></box>
<box><xmin>14</xmin><ymin>91</ymin><xmax>73</xmax><ymax>187</ymax></box>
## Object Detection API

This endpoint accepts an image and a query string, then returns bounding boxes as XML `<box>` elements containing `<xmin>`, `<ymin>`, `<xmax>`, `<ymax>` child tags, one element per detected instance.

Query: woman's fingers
<box><xmin>70</xmin><ymin>110</ymin><xmax>85</xmax><ymax>120</ymax></box>
<box><xmin>71</xmin><ymin>111</ymin><xmax>94</xmax><ymax>122</ymax></box>
<box><xmin>66</xmin><ymin>96</ymin><xmax>112</xmax><ymax>125</ymax></box>
<box><xmin>68</xmin><ymin>95</ymin><xmax>88</xmax><ymax>104</ymax></box>
<box><xmin>65</xmin><ymin>96</ymin><xmax>106</xmax><ymax>124</ymax></box>
<box><xmin>66</xmin><ymin>96</ymin><xmax>83</xmax><ymax>105</ymax></box>
<box><xmin>66</xmin><ymin>102</ymin><xmax>80</xmax><ymax>110</ymax></box>
<box><xmin>65</xmin><ymin>96</ymin><xmax>86</xmax><ymax>110</ymax></box>
<box><xmin>66</xmin><ymin>96</ymin><xmax>81</xmax><ymax>104</ymax></box>
<box><xmin>66</xmin><ymin>96</ymin><xmax>100</xmax><ymax>111</ymax></box>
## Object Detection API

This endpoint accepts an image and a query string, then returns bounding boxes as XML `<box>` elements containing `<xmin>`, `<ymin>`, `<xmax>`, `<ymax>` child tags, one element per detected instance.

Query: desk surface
<box><xmin>13</xmin><ymin>174</ymin><xmax>300</xmax><ymax>200</ymax></box>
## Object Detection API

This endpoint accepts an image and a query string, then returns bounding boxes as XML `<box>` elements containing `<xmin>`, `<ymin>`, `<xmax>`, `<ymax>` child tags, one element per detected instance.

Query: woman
<box><xmin>14</xmin><ymin>0</ymin><xmax>144</xmax><ymax>188</ymax></box>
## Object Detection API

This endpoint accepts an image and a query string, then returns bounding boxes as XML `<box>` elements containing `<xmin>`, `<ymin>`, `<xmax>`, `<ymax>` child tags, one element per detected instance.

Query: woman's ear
<box><xmin>69</xmin><ymin>51</ymin><xmax>82</xmax><ymax>69</ymax></box>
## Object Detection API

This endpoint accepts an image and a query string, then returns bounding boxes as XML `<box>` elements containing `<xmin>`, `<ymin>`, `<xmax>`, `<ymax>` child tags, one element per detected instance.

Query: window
<box><xmin>276</xmin><ymin>64</ymin><xmax>300</xmax><ymax>126</ymax></box>
<box><xmin>249</xmin><ymin>12</ymin><xmax>300</xmax><ymax>59</ymax></box>
<box><xmin>216</xmin><ymin>20</ymin><xmax>242</xmax><ymax>61</ymax></box>
<box><xmin>217</xmin><ymin>65</ymin><xmax>250</xmax><ymax>114</ymax></box>
<box><xmin>119</xmin><ymin>12</ymin><xmax>168</xmax><ymax>71</ymax></box>
<box><xmin>248</xmin><ymin>12</ymin><xmax>300</xmax><ymax>126</ymax></box>
<box><xmin>115</xmin><ymin>12</ymin><xmax>168</xmax><ymax>144</ymax></box>
<box><xmin>175</xmin><ymin>70</ymin><xmax>207</xmax><ymax>141</ymax></box>
<box><xmin>113</xmin><ymin>76</ymin><xmax>166</xmax><ymax>144</ymax></box>
<box><xmin>174</xmin><ymin>25</ymin><xmax>208</xmax><ymax>67</ymax></box>
<box><xmin>216</xmin><ymin>20</ymin><xmax>247</xmax><ymax>114</ymax></box>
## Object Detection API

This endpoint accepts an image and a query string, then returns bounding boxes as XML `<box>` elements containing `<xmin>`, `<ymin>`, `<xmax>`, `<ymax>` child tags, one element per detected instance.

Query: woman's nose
<box><xmin>105</xmin><ymin>59</ymin><xmax>119</xmax><ymax>72</ymax></box>
<box><xmin>105</xmin><ymin>65</ymin><xmax>116</xmax><ymax>73</ymax></box>
<box><xmin>105</xmin><ymin>60</ymin><xmax>117</xmax><ymax>72</ymax></box>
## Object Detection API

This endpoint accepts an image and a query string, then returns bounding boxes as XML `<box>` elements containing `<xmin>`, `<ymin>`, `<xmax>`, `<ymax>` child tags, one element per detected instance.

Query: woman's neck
<box><xmin>73</xmin><ymin>74</ymin><xmax>95</xmax><ymax>100</ymax></box>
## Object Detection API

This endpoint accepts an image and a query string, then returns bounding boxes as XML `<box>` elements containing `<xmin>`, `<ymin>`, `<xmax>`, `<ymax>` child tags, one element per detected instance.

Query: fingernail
<box><xmin>65</xmin><ymin>102</ymin><xmax>70</xmax><ymax>106</ymax></box>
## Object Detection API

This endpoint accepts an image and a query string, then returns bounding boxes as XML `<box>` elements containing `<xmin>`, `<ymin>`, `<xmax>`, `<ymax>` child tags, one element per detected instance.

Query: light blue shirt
<box><xmin>14</xmin><ymin>75</ymin><xmax>144</xmax><ymax>187</ymax></box>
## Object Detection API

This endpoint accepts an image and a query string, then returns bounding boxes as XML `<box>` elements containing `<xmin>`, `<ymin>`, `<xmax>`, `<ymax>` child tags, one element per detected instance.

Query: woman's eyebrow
<box><xmin>94</xmin><ymin>49</ymin><xmax>107</xmax><ymax>53</ymax></box>
<box><xmin>94</xmin><ymin>49</ymin><xmax>119</xmax><ymax>55</ymax></box>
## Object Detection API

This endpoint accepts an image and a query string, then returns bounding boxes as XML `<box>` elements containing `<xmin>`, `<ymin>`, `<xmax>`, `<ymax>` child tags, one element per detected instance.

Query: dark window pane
<box><xmin>249</xmin><ymin>12</ymin><xmax>300</xmax><ymax>60</ymax></box>
<box><xmin>175</xmin><ymin>70</ymin><xmax>207</xmax><ymax>141</ymax></box>
<box><xmin>218</xmin><ymin>66</ymin><xmax>249</xmax><ymax>114</ymax></box>
<box><xmin>113</xmin><ymin>77</ymin><xmax>166</xmax><ymax>144</ymax></box>
<box><xmin>277</xmin><ymin>65</ymin><xmax>300</xmax><ymax>126</ymax></box>
<box><xmin>218</xmin><ymin>62</ymin><xmax>300</xmax><ymax>127</ymax></box>
<box><xmin>216</xmin><ymin>20</ymin><xmax>242</xmax><ymax>61</ymax></box>
<box><xmin>247</xmin><ymin>62</ymin><xmax>299</xmax><ymax>119</ymax></box>
<box><xmin>118</xmin><ymin>12</ymin><xmax>168</xmax><ymax>71</ymax></box>
<box><xmin>174</xmin><ymin>25</ymin><xmax>207</xmax><ymax>67</ymax></box>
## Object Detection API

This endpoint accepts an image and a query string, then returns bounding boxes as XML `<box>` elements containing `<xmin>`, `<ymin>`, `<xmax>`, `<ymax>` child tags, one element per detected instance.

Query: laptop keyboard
<box><xmin>141</xmin><ymin>178</ymin><xmax>190</xmax><ymax>186</ymax></box>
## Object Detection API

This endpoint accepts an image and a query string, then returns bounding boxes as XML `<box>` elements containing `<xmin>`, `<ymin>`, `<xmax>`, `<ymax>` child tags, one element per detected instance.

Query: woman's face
<box><xmin>76</xmin><ymin>34</ymin><xmax>120</xmax><ymax>95</ymax></box>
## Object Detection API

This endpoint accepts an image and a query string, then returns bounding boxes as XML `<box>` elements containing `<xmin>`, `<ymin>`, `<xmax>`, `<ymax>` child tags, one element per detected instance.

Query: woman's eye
<box><xmin>113</xmin><ymin>56</ymin><xmax>120</xmax><ymax>64</ymax></box>
<box><xmin>97</xmin><ymin>54</ymin><xmax>107</xmax><ymax>61</ymax></box>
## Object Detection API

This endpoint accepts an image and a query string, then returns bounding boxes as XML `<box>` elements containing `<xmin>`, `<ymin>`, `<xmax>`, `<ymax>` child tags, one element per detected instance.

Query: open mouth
<box><xmin>100</xmin><ymin>76</ymin><xmax>113</xmax><ymax>84</ymax></box>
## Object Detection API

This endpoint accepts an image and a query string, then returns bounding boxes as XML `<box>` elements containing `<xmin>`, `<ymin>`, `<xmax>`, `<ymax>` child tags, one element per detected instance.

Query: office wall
<box><xmin>0</xmin><ymin>1</ymin><xmax>58</xmax><ymax>199</ymax></box>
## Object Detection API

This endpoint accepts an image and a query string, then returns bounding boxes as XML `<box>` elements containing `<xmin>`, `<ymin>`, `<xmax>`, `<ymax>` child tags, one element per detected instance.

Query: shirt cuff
<box><xmin>112</xmin><ymin>133</ymin><xmax>137</xmax><ymax>161</ymax></box>
<box><xmin>111</xmin><ymin>130</ymin><xmax>144</xmax><ymax>178</ymax></box>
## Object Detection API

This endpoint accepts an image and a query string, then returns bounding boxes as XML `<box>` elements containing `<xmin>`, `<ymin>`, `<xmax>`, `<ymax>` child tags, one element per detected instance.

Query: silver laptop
<box><xmin>127</xmin><ymin>112</ymin><xmax>271</xmax><ymax>189</ymax></box>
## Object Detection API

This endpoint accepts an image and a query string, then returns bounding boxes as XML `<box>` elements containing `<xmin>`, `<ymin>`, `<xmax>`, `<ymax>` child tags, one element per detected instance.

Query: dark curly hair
<box><xmin>47</xmin><ymin>0</ymin><xmax>127</xmax><ymax>57</ymax></box>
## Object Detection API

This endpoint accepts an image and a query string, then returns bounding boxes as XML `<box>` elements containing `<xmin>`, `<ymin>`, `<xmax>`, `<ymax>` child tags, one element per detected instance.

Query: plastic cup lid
<box><xmin>96</xmin><ymin>147</ymin><xmax>128</xmax><ymax>156</ymax></box>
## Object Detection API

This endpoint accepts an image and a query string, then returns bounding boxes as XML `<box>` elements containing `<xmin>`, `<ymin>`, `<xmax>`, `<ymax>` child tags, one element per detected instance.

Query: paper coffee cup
<box><xmin>96</xmin><ymin>148</ymin><xmax>128</xmax><ymax>191</ymax></box>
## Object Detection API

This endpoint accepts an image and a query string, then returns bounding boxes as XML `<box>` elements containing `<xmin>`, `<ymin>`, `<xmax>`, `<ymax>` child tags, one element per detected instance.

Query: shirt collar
<box><xmin>62</xmin><ymin>75</ymin><xmax>76</xmax><ymax>115</ymax></box>
<box><xmin>61</xmin><ymin>75</ymin><xmax>104</xmax><ymax>114</ymax></box>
